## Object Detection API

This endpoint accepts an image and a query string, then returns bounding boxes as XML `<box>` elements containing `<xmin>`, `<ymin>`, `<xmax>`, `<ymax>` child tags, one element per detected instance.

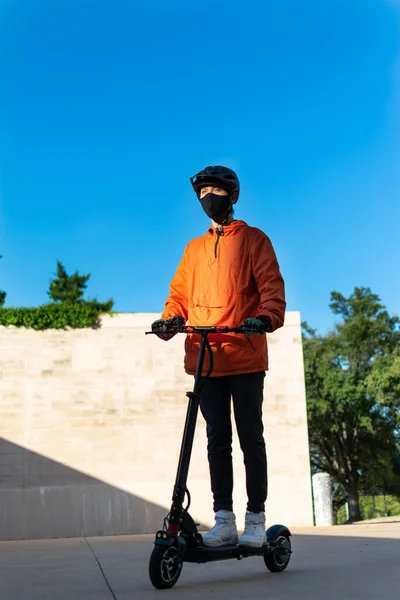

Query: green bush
<box><xmin>336</xmin><ymin>495</ymin><xmax>400</xmax><ymax>523</ymax></box>
<box><xmin>0</xmin><ymin>300</ymin><xmax>114</xmax><ymax>331</ymax></box>
<box><xmin>360</xmin><ymin>495</ymin><xmax>400</xmax><ymax>520</ymax></box>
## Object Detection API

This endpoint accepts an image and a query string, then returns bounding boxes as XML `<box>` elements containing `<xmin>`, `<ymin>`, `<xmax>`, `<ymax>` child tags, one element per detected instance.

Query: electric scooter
<box><xmin>145</xmin><ymin>323</ymin><xmax>292</xmax><ymax>589</ymax></box>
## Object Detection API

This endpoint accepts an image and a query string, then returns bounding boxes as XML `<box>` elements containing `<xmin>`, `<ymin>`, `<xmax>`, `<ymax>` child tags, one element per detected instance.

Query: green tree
<box><xmin>367</xmin><ymin>349</ymin><xmax>400</xmax><ymax>492</ymax></box>
<box><xmin>303</xmin><ymin>287</ymin><xmax>400</xmax><ymax>522</ymax></box>
<box><xmin>392</xmin><ymin>454</ymin><xmax>400</xmax><ymax>477</ymax></box>
<box><xmin>47</xmin><ymin>260</ymin><xmax>114</xmax><ymax>312</ymax></box>
<box><xmin>48</xmin><ymin>260</ymin><xmax>90</xmax><ymax>304</ymax></box>
<box><xmin>366</xmin><ymin>350</ymin><xmax>400</xmax><ymax>429</ymax></box>
<box><xmin>0</xmin><ymin>254</ymin><xmax>6</xmax><ymax>308</ymax></box>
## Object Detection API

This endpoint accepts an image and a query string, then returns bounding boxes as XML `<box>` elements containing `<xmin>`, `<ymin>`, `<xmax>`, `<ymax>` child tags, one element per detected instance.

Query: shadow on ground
<box><xmin>0</xmin><ymin>437</ymin><xmax>174</xmax><ymax>541</ymax></box>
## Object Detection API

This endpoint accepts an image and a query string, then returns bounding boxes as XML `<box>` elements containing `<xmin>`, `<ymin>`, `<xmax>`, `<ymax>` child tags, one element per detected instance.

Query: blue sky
<box><xmin>1</xmin><ymin>0</ymin><xmax>399</xmax><ymax>333</ymax></box>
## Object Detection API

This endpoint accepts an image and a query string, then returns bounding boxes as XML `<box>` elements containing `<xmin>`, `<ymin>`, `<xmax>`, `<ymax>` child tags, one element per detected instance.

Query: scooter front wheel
<box><xmin>149</xmin><ymin>543</ymin><xmax>183</xmax><ymax>589</ymax></box>
<box><xmin>264</xmin><ymin>532</ymin><xmax>292</xmax><ymax>572</ymax></box>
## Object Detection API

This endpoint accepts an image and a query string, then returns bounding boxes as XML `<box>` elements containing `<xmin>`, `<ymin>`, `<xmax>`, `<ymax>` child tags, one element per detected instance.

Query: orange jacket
<box><xmin>161</xmin><ymin>220</ymin><xmax>286</xmax><ymax>377</ymax></box>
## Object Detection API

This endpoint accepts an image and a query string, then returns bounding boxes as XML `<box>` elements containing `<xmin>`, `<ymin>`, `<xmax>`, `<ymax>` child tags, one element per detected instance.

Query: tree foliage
<box><xmin>303</xmin><ymin>287</ymin><xmax>400</xmax><ymax>522</ymax></box>
<box><xmin>48</xmin><ymin>260</ymin><xmax>91</xmax><ymax>304</ymax></box>
<box><xmin>0</xmin><ymin>259</ymin><xmax>114</xmax><ymax>330</ymax></box>
<box><xmin>0</xmin><ymin>254</ymin><xmax>6</xmax><ymax>308</ymax></box>
<box><xmin>47</xmin><ymin>259</ymin><xmax>114</xmax><ymax>312</ymax></box>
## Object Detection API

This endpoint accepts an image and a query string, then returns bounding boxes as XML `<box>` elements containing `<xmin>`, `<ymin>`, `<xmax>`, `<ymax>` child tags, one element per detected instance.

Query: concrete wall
<box><xmin>0</xmin><ymin>312</ymin><xmax>313</xmax><ymax>540</ymax></box>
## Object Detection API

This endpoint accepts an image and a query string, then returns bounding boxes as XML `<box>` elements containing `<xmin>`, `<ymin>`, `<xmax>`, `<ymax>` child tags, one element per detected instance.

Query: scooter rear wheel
<box><xmin>264</xmin><ymin>533</ymin><xmax>291</xmax><ymax>572</ymax></box>
<box><xmin>149</xmin><ymin>543</ymin><xmax>183</xmax><ymax>589</ymax></box>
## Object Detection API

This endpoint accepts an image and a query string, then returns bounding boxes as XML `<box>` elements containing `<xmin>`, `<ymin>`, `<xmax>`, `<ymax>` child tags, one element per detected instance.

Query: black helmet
<box><xmin>190</xmin><ymin>165</ymin><xmax>240</xmax><ymax>198</ymax></box>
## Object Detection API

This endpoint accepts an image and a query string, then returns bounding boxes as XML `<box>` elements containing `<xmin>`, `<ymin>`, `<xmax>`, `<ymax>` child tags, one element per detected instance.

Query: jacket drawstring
<box><xmin>214</xmin><ymin>225</ymin><xmax>223</xmax><ymax>258</ymax></box>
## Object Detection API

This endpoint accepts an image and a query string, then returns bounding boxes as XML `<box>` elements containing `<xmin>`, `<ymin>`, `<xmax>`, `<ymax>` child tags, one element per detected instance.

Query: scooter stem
<box><xmin>168</xmin><ymin>333</ymin><xmax>208</xmax><ymax>530</ymax></box>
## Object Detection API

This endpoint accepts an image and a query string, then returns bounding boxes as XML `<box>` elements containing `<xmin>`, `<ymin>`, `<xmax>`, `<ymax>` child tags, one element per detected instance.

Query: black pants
<box><xmin>198</xmin><ymin>371</ymin><xmax>267</xmax><ymax>514</ymax></box>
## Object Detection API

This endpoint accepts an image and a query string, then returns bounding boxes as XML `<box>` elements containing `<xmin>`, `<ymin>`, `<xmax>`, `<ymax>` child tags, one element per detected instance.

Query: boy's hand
<box><xmin>151</xmin><ymin>316</ymin><xmax>185</xmax><ymax>340</ymax></box>
<box><xmin>241</xmin><ymin>317</ymin><xmax>271</xmax><ymax>334</ymax></box>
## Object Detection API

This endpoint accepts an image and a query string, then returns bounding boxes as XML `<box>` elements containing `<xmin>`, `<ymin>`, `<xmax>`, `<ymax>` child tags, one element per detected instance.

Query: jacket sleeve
<box><xmin>250</xmin><ymin>231</ymin><xmax>286</xmax><ymax>332</ymax></box>
<box><xmin>161</xmin><ymin>244</ymin><xmax>189</xmax><ymax>322</ymax></box>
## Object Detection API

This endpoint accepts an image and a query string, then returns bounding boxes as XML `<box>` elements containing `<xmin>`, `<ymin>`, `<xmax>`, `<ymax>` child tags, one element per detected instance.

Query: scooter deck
<box><xmin>183</xmin><ymin>542</ymin><xmax>267</xmax><ymax>564</ymax></box>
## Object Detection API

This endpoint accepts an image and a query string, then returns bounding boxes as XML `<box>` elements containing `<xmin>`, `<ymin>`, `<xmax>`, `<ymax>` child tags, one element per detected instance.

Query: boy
<box><xmin>152</xmin><ymin>165</ymin><xmax>285</xmax><ymax>547</ymax></box>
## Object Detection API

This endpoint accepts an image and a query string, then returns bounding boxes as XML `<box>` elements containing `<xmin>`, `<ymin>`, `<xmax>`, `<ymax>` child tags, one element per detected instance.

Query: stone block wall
<box><xmin>0</xmin><ymin>312</ymin><xmax>313</xmax><ymax>540</ymax></box>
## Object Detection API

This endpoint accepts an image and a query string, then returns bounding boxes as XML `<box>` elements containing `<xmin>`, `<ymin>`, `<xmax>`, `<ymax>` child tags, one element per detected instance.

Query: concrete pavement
<box><xmin>0</xmin><ymin>522</ymin><xmax>399</xmax><ymax>599</ymax></box>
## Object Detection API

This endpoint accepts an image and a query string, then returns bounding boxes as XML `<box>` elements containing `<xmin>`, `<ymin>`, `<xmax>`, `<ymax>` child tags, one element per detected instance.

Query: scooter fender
<box><xmin>266</xmin><ymin>524</ymin><xmax>292</xmax><ymax>542</ymax></box>
<box><xmin>153</xmin><ymin>531</ymin><xmax>187</xmax><ymax>559</ymax></box>
<box><xmin>154</xmin><ymin>530</ymin><xmax>176</xmax><ymax>547</ymax></box>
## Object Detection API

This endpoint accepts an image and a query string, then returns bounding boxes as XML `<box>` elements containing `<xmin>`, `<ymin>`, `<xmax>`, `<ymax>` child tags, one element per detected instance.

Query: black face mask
<box><xmin>199</xmin><ymin>192</ymin><xmax>232</xmax><ymax>223</ymax></box>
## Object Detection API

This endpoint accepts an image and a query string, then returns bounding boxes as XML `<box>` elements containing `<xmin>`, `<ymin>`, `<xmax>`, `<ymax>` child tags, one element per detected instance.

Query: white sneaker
<box><xmin>238</xmin><ymin>512</ymin><xmax>266</xmax><ymax>548</ymax></box>
<box><xmin>202</xmin><ymin>510</ymin><xmax>239</xmax><ymax>547</ymax></box>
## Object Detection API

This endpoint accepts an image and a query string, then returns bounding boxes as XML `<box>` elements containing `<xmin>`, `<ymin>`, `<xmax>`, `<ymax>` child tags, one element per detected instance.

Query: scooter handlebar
<box><xmin>145</xmin><ymin>325</ymin><xmax>262</xmax><ymax>335</ymax></box>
